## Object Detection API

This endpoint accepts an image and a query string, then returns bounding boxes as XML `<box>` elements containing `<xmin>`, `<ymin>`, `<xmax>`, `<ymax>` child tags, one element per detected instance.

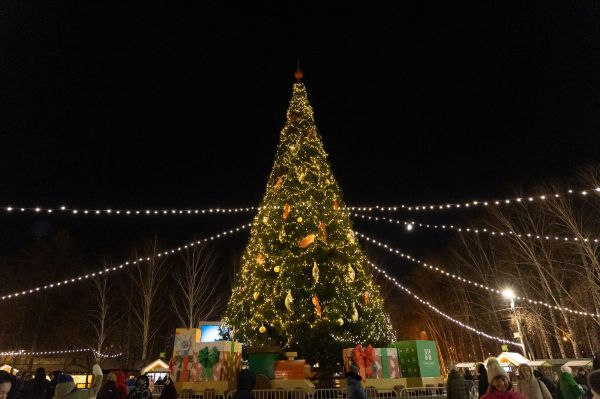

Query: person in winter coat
<box><xmin>17</xmin><ymin>367</ymin><xmax>49</xmax><ymax>399</ymax></box>
<box><xmin>346</xmin><ymin>365</ymin><xmax>367</xmax><ymax>399</ymax></box>
<box><xmin>96</xmin><ymin>373</ymin><xmax>123</xmax><ymax>399</ymax></box>
<box><xmin>235</xmin><ymin>369</ymin><xmax>256</xmax><ymax>399</ymax></box>
<box><xmin>534</xmin><ymin>370</ymin><xmax>558</xmax><ymax>399</ymax></box>
<box><xmin>447</xmin><ymin>365</ymin><xmax>470</xmax><ymax>399</ymax></box>
<box><xmin>576</xmin><ymin>370</ymin><xmax>591</xmax><ymax>399</ymax></box>
<box><xmin>588</xmin><ymin>369</ymin><xmax>600</xmax><ymax>399</ymax></box>
<box><xmin>481</xmin><ymin>358</ymin><xmax>526</xmax><ymax>399</ymax></box>
<box><xmin>157</xmin><ymin>377</ymin><xmax>176</xmax><ymax>399</ymax></box>
<box><xmin>518</xmin><ymin>364</ymin><xmax>553</xmax><ymax>399</ymax></box>
<box><xmin>126</xmin><ymin>375</ymin><xmax>151</xmax><ymax>399</ymax></box>
<box><xmin>558</xmin><ymin>365</ymin><xmax>585</xmax><ymax>399</ymax></box>
<box><xmin>114</xmin><ymin>372</ymin><xmax>128</xmax><ymax>398</ymax></box>
<box><xmin>478</xmin><ymin>363</ymin><xmax>490</xmax><ymax>397</ymax></box>
<box><xmin>46</xmin><ymin>371</ymin><xmax>62</xmax><ymax>399</ymax></box>
<box><xmin>53</xmin><ymin>364</ymin><xmax>103</xmax><ymax>399</ymax></box>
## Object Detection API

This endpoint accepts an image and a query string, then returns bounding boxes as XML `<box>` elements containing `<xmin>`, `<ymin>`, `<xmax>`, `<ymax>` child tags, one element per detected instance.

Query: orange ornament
<box><xmin>306</xmin><ymin>128</ymin><xmax>315</xmax><ymax>138</ymax></box>
<box><xmin>294</xmin><ymin>68</ymin><xmax>303</xmax><ymax>81</ymax></box>
<box><xmin>333</xmin><ymin>200</ymin><xmax>340</xmax><ymax>211</ymax></box>
<box><xmin>318</xmin><ymin>222</ymin><xmax>327</xmax><ymax>243</ymax></box>
<box><xmin>312</xmin><ymin>295</ymin><xmax>322</xmax><ymax>318</ymax></box>
<box><xmin>282</xmin><ymin>203</ymin><xmax>291</xmax><ymax>220</ymax></box>
<box><xmin>298</xmin><ymin>234</ymin><xmax>316</xmax><ymax>249</ymax></box>
<box><xmin>364</xmin><ymin>291</ymin><xmax>370</xmax><ymax>305</ymax></box>
<box><xmin>274</xmin><ymin>176</ymin><xmax>283</xmax><ymax>191</ymax></box>
<box><xmin>256</xmin><ymin>254</ymin><xmax>265</xmax><ymax>265</ymax></box>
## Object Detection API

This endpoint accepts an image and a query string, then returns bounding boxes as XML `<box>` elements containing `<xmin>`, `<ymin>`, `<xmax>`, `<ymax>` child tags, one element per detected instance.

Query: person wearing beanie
<box><xmin>558</xmin><ymin>365</ymin><xmax>585</xmax><ymax>399</ymax></box>
<box><xmin>477</xmin><ymin>363</ymin><xmax>490</xmax><ymax>397</ymax></box>
<box><xmin>53</xmin><ymin>364</ymin><xmax>103</xmax><ymax>399</ymax></box>
<box><xmin>518</xmin><ymin>364</ymin><xmax>552</xmax><ymax>399</ymax></box>
<box><xmin>588</xmin><ymin>369</ymin><xmax>600</xmax><ymax>399</ymax></box>
<box><xmin>346</xmin><ymin>365</ymin><xmax>367</xmax><ymax>399</ymax></box>
<box><xmin>480</xmin><ymin>358</ymin><xmax>526</xmax><ymax>399</ymax></box>
<box><xmin>447</xmin><ymin>365</ymin><xmax>470</xmax><ymax>399</ymax></box>
<box><xmin>17</xmin><ymin>366</ymin><xmax>50</xmax><ymax>399</ymax></box>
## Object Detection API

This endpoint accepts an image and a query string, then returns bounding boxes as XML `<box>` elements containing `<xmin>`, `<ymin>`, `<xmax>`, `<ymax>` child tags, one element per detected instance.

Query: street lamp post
<box><xmin>502</xmin><ymin>288</ymin><xmax>527</xmax><ymax>358</ymax></box>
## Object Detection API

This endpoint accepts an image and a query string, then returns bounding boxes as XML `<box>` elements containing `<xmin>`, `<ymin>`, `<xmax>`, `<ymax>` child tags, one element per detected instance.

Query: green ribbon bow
<box><xmin>198</xmin><ymin>347</ymin><xmax>220</xmax><ymax>379</ymax></box>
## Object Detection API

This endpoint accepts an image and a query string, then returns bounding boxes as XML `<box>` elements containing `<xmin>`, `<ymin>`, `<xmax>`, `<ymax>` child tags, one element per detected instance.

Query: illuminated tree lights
<box><xmin>223</xmin><ymin>80</ymin><xmax>394</xmax><ymax>367</ymax></box>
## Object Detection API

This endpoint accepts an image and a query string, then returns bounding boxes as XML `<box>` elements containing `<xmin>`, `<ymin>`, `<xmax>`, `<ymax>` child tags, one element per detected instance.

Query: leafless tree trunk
<box><xmin>130</xmin><ymin>238</ymin><xmax>169</xmax><ymax>365</ymax></box>
<box><xmin>90</xmin><ymin>271</ymin><xmax>123</xmax><ymax>365</ymax></box>
<box><xmin>171</xmin><ymin>244</ymin><xmax>223</xmax><ymax>328</ymax></box>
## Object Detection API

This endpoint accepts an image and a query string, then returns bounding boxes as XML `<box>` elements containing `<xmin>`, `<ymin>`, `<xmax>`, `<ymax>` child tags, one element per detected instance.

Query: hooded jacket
<box><xmin>477</xmin><ymin>363</ymin><xmax>490</xmax><ymax>397</ymax></box>
<box><xmin>53</xmin><ymin>364</ymin><xmax>103</xmax><ymax>399</ymax></box>
<box><xmin>518</xmin><ymin>364</ymin><xmax>552</xmax><ymax>399</ymax></box>
<box><xmin>559</xmin><ymin>371</ymin><xmax>584</xmax><ymax>399</ymax></box>
<box><xmin>115</xmin><ymin>372</ymin><xmax>128</xmax><ymax>398</ymax></box>
<box><xmin>447</xmin><ymin>370</ymin><xmax>469</xmax><ymax>399</ymax></box>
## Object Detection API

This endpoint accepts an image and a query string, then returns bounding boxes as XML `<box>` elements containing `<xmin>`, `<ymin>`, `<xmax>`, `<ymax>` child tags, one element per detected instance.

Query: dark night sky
<box><xmin>1</xmin><ymin>3</ymin><xmax>600</xmax><ymax>280</ymax></box>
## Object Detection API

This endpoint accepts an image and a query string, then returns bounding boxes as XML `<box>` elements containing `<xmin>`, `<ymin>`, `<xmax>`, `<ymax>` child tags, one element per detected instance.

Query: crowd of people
<box><xmin>445</xmin><ymin>358</ymin><xmax>600</xmax><ymax>399</ymax></box>
<box><xmin>0</xmin><ymin>365</ymin><xmax>176</xmax><ymax>399</ymax></box>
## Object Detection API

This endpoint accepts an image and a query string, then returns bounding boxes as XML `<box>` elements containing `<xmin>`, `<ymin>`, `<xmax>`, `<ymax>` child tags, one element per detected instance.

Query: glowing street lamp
<box><xmin>501</xmin><ymin>288</ymin><xmax>527</xmax><ymax>357</ymax></box>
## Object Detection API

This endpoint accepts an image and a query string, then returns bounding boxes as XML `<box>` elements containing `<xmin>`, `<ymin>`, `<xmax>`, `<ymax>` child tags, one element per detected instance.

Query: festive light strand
<box><xmin>0</xmin><ymin>205</ymin><xmax>259</xmax><ymax>216</ymax></box>
<box><xmin>0</xmin><ymin>222</ymin><xmax>252</xmax><ymax>301</ymax></box>
<box><xmin>367</xmin><ymin>260</ymin><xmax>523</xmax><ymax>347</ymax></box>
<box><xmin>356</xmin><ymin>231</ymin><xmax>600</xmax><ymax>318</ymax></box>
<box><xmin>0</xmin><ymin>348</ymin><xmax>122</xmax><ymax>357</ymax></box>
<box><xmin>350</xmin><ymin>213</ymin><xmax>600</xmax><ymax>244</ymax></box>
<box><xmin>347</xmin><ymin>187</ymin><xmax>600</xmax><ymax>212</ymax></box>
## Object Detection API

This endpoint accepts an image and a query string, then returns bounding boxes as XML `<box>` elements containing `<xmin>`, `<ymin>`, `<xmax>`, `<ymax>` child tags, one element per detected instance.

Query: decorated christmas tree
<box><xmin>224</xmin><ymin>70</ymin><xmax>394</xmax><ymax>370</ymax></box>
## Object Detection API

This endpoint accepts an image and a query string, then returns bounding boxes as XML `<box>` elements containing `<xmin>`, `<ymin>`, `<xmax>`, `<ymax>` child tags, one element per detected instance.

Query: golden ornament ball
<box><xmin>273</xmin><ymin>265</ymin><xmax>281</xmax><ymax>273</ymax></box>
<box><xmin>337</xmin><ymin>318</ymin><xmax>344</xmax><ymax>326</ymax></box>
<box><xmin>297</xmin><ymin>217</ymin><xmax>303</xmax><ymax>223</ymax></box>
<box><xmin>253</xmin><ymin>291</ymin><xmax>260</xmax><ymax>301</ymax></box>
<box><xmin>259</xmin><ymin>325</ymin><xmax>267</xmax><ymax>334</ymax></box>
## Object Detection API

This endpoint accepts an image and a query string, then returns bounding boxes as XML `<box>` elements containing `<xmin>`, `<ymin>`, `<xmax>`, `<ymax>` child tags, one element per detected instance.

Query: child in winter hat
<box><xmin>486</xmin><ymin>357</ymin><xmax>510</xmax><ymax>384</ymax></box>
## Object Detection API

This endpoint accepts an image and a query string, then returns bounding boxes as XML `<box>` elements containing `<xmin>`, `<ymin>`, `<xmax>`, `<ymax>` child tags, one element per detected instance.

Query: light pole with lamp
<box><xmin>502</xmin><ymin>288</ymin><xmax>528</xmax><ymax>358</ymax></box>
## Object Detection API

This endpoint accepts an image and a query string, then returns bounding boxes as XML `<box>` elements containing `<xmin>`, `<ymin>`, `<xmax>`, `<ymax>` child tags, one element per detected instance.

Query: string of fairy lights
<box><xmin>0</xmin><ymin>348</ymin><xmax>122</xmax><ymax>357</ymax></box>
<box><xmin>350</xmin><ymin>212</ymin><xmax>600</xmax><ymax>244</ymax></box>
<box><xmin>348</xmin><ymin>187</ymin><xmax>600</xmax><ymax>212</ymax></box>
<box><xmin>1</xmin><ymin>186</ymin><xmax>598</xmax><ymax>218</ymax></box>
<box><xmin>355</xmin><ymin>231</ymin><xmax>600</xmax><ymax>318</ymax></box>
<box><xmin>367</xmin><ymin>260</ymin><xmax>523</xmax><ymax>347</ymax></box>
<box><xmin>0</xmin><ymin>205</ymin><xmax>258</xmax><ymax>216</ymax></box>
<box><xmin>0</xmin><ymin>222</ymin><xmax>252</xmax><ymax>301</ymax></box>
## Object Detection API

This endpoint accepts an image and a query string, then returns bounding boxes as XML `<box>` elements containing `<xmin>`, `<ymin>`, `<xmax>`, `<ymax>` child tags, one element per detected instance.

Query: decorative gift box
<box><xmin>343</xmin><ymin>344</ymin><xmax>400</xmax><ymax>380</ymax></box>
<box><xmin>170</xmin><ymin>334</ymin><xmax>242</xmax><ymax>383</ymax></box>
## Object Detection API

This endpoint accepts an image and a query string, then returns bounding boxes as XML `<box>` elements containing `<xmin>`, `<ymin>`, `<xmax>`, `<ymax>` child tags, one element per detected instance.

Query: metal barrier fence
<box><xmin>175</xmin><ymin>387</ymin><xmax>449</xmax><ymax>399</ymax></box>
<box><xmin>397</xmin><ymin>386</ymin><xmax>447</xmax><ymax>399</ymax></box>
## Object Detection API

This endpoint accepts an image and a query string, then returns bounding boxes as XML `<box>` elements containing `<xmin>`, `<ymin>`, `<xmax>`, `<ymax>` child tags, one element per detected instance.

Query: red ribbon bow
<box><xmin>352</xmin><ymin>344</ymin><xmax>375</xmax><ymax>381</ymax></box>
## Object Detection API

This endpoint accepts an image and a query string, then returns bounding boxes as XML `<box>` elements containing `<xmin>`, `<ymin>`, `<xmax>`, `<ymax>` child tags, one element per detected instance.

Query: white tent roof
<box><xmin>564</xmin><ymin>360</ymin><xmax>592</xmax><ymax>368</ymax></box>
<box><xmin>497</xmin><ymin>352</ymin><xmax>531</xmax><ymax>366</ymax></box>
<box><xmin>455</xmin><ymin>362</ymin><xmax>476</xmax><ymax>368</ymax></box>
<box><xmin>141</xmin><ymin>359</ymin><xmax>169</xmax><ymax>373</ymax></box>
<box><xmin>528</xmin><ymin>360</ymin><xmax>551</xmax><ymax>367</ymax></box>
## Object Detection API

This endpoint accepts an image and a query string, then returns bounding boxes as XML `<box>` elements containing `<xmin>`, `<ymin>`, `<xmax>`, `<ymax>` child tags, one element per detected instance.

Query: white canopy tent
<box><xmin>497</xmin><ymin>352</ymin><xmax>530</xmax><ymax>366</ymax></box>
<box><xmin>563</xmin><ymin>359</ymin><xmax>592</xmax><ymax>368</ymax></box>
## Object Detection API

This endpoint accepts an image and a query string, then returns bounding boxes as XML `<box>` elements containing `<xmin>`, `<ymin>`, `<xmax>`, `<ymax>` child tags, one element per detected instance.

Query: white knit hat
<box><xmin>561</xmin><ymin>365</ymin><xmax>572</xmax><ymax>374</ymax></box>
<box><xmin>486</xmin><ymin>357</ymin><xmax>509</xmax><ymax>384</ymax></box>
